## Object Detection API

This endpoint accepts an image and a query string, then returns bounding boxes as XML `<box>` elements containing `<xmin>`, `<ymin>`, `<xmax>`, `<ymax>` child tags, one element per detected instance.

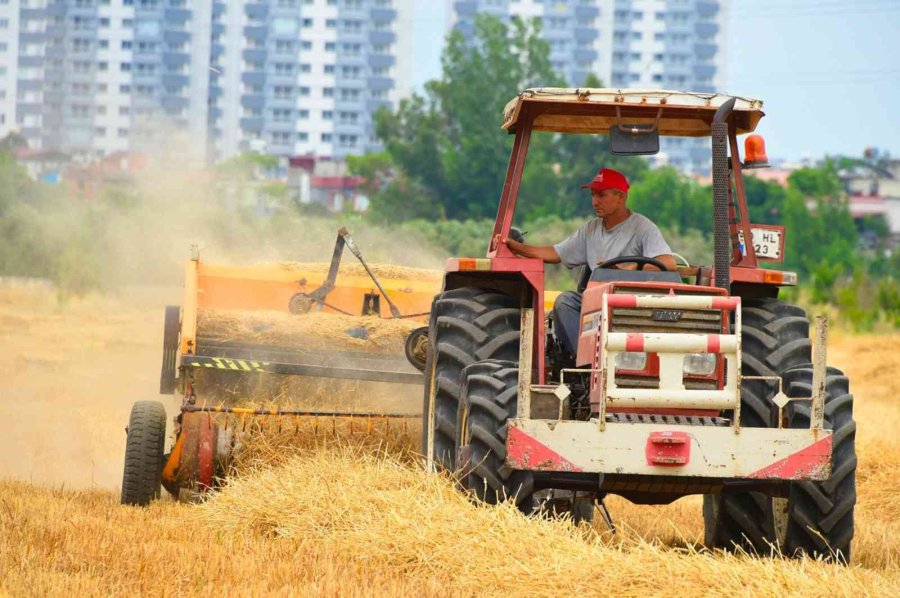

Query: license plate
<box><xmin>738</xmin><ymin>228</ymin><xmax>783</xmax><ymax>260</ymax></box>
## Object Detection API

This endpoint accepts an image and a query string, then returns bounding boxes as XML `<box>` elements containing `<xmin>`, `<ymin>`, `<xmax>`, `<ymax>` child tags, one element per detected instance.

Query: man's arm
<box><xmin>504</xmin><ymin>238</ymin><xmax>561</xmax><ymax>263</ymax></box>
<box><xmin>647</xmin><ymin>254</ymin><xmax>678</xmax><ymax>271</ymax></box>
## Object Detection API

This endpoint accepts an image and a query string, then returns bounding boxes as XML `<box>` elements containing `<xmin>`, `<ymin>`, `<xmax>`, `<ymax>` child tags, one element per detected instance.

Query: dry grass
<box><xmin>197</xmin><ymin>309</ymin><xmax>421</xmax><ymax>354</ymax></box>
<box><xmin>1</xmin><ymin>282</ymin><xmax>899</xmax><ymax>596</ymax></box>
<box><xmin>276</xmin><ymin>261</ymin><xmax>444</xmax><ymax>284</ymax></box>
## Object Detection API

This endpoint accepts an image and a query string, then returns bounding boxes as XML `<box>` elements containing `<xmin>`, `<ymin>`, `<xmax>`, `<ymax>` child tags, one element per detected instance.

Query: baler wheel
<box><xmin>421</xmin><ymin>288</ymin><xmax>520</xmax><ymax>472</ymax></box>
<box><xmin>121</xmin><ymin>401</ymin><xmax>167</xmax><ymax>506</ymax></box>
<box><xmin>704</xmin><ymin>298</ymin><xmax>812</xmax><ymax>555</ymax></box>
<box><xmin>461</xmin><ymin>360</ymin><xmax>534</xmax><ymax>513</ymax></box>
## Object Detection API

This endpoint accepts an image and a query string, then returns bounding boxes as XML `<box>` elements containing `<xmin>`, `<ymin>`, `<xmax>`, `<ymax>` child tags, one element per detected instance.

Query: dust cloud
<box><xmin>0</xmin><ymin>147</ymin><xmax>440</xmax><ymax>490</ymax></box>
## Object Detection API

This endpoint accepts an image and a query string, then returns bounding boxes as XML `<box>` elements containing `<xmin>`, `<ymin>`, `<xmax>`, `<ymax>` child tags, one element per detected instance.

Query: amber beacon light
<box><xmin>742</xmin><ymin>134</ymin><xmax>770</xmax><ymax>169</ymax></box>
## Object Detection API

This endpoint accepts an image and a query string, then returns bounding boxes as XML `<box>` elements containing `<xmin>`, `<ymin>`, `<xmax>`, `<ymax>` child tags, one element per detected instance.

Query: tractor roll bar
<box><xmin>711</xmin><ymin>97</ymin><xmax>736</xmax><ymax>292</ymax></box>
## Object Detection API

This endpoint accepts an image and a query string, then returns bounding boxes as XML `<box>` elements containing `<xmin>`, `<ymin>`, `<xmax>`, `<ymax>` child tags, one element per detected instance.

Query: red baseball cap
<box><xmin>580</xmin><ymin>168</ymin><xmax>630</xmax><ymax>193</ymax></box>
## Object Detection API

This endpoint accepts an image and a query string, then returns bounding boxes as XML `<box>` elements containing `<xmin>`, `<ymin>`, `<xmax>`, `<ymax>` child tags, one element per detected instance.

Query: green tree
<box><xmin>627</xmin><ymin>167</ymin><xmax>712</xmax><ymax>236</ymax></box>
<box><xmin>743</xmin><ymin>175</ymin><xmax>787</xmax><ymax>224</ymax></box>
<box><xmin>374</xmin><ymin>14</ymin><xmax>564</xmax><ymax>221</ymax></box>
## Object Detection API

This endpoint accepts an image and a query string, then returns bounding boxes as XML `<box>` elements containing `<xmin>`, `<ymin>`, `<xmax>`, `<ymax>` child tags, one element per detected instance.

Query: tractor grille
<box><xmin>609</xmin><ymin>287</ymin><xmax>725</xmax><ymax>391</ymax></box>
<box><xmin>609</xmin><ymin>287</ymin><xmax>724</xmax><ymax>335</ymax></box>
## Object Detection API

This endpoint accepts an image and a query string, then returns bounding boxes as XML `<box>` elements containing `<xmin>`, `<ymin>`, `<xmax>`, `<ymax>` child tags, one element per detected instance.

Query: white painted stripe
<box><xmin>606</xmin><ymin>332</ymin><xmax>737</xmax><ymax>353</ymax></box>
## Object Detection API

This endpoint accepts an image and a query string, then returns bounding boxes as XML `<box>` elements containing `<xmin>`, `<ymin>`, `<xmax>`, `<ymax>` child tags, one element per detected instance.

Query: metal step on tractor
<box><xmin>420</xmin><ymin>88</ymin><xmax>856</xmax><ymax>563</ymax></box>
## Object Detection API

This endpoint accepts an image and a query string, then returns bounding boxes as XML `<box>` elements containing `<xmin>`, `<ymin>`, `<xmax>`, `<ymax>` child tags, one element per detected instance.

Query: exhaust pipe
<box><xmin>711</xmin><ymin>98</ymin><xmax>736</xmax><ymax>292</ymax></box>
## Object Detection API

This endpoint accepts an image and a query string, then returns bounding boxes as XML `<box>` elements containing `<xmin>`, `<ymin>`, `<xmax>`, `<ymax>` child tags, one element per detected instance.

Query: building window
<box><xmin>321</xmin><ymin>133</ymin><xmax>331</xmax><ymax>142</ymax></box>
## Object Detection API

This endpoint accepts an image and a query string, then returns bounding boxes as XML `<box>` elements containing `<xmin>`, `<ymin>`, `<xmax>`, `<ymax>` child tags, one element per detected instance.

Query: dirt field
<box><xmin>1</xmin><ymin>282</ymin><xmax>898</xmax><ymax>596</ymax></box>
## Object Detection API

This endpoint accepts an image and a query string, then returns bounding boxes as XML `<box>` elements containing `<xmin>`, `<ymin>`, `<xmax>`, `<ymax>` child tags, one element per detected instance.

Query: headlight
<box><xmin>683</xmin><ymin>353</ymin><xmax>716</xmax><ymax>376</ymax></box>
<box><xmin>615</xmin><ymin>352</ymin><xmax>647</xmax><ymax>370</ymax></box>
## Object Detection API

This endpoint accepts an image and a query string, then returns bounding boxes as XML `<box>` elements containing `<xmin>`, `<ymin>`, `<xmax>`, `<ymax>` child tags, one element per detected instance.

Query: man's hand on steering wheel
<box><xmin>597</xmin><ymin>255</ymin><xmax>671</xmax><ymax>271</ymax></box>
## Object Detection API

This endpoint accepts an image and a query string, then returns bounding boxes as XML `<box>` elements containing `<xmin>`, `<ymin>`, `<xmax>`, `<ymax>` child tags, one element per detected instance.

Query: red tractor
<box><xmin>420</xmin><ymin>89</ymin><xmax>856</xmax><ymax>562</ymax></box>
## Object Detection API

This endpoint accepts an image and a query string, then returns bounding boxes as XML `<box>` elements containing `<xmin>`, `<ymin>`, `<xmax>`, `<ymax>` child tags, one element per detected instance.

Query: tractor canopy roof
<box><xmin>502</xmin><ymin>88</ymin><xmax>765</xmax><ymax>137</ymax></box>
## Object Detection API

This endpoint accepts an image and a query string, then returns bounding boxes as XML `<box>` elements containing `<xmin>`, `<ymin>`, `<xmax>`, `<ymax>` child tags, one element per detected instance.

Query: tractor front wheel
<box><xmin>460</xmin><ymin>360</ymin><xmax>534</xmax><ymax>513</ymax></box>
<box><xmin>121</xmin><ymin>401</ymin><xmax>167</xmax><ymax>506</ymax></box>
<box><xmin>421</xmin><ymin>288</ymin><xmax>520</xmax><ymax>472</ymax></box>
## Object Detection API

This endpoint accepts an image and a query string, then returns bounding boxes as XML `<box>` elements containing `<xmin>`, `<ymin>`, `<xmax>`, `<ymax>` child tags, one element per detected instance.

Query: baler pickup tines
<box><xmin>182</xmin><ymin>404</ymin><xmax>419</xmax><ymax>418</ymax></box>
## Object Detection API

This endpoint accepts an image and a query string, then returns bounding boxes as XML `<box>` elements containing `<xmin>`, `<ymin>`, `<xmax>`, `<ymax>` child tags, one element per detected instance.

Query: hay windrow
<box><xmin>196</xmin><ymin>448</ymin><xmax>900</xmax><ymax>597</ymax></box>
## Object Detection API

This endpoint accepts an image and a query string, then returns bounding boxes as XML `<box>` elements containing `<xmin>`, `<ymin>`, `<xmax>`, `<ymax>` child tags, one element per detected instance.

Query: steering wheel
<box><xmin>597</xmin><ymin>255</ymin><xmax>670</xmax><ymax>271</ymax></box>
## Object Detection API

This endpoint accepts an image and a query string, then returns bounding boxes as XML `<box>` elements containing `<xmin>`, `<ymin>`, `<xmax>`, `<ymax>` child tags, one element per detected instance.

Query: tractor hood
<box><xmin>502</xmin><ymin>88</ymin><xmax>765</xmax><ymax>137</ymax></box>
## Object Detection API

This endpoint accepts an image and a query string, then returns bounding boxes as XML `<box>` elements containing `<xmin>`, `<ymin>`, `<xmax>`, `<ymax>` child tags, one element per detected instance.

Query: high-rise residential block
<box><xmin>6</xmin><ymin>0</ymin><xmax>403</xmax><ymax>164</ymax></box>
<box><xmin>208</xmin><ymin>0</ymin><xmax>397</xmax><ymax>162</ymax></box>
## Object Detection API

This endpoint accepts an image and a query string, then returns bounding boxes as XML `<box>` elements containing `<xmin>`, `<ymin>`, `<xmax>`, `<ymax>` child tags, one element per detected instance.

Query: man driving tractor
<box><xmin>504</xmin><ymin>167</ymin><xmax>677</xmax><ymax>355</ymax></box>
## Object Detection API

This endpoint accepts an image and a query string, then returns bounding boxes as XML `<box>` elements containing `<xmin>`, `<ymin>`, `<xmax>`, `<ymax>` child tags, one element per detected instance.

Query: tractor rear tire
<box><xmin>776</xmin><ymin>366</ymin><xmax>856</xmax><ymax>562</ymax></box>
<box><xmin>121</xmin><ymin>401</ymin><xmax>167</xmax><ymax>506</ymax></box>
<box><xmin>704</xmin><ymin>298</ymin><xmax>812</xmax><ymax>554</ymax></box>
<box><xmin>422</xmin><ymin>288</ymin><xmax>520</xmax><ymax>472</ymax></box>
<box><xmin>462</xmin><ymin>360</ymin><xmax>534</xmax><ymax>513</ymax></box>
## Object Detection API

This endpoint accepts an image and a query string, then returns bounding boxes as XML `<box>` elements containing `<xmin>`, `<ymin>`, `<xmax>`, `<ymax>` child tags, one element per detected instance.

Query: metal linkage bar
<box><xmin>182</xmin><ymin>404</ymin><xmax>420</xmax><ymax>419</ymax></box>
<box><xmin>182</xmin><ymin>355</ymin><xmax>424</xmax><ymax>385</ymax></box>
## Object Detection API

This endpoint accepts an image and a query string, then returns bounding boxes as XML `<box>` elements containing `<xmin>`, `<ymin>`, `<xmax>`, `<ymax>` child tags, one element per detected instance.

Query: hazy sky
<box><xmin>411</xmin><ymin>0</ymin><xmax>900</xmax><ymax>163</ymax></box>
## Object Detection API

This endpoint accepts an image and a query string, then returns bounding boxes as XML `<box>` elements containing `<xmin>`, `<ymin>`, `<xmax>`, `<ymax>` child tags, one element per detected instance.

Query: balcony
<box><xmin>697</xmin><ymin>2</ymin><xmax>720</xmax><ymax>17</ymax></box>
<box><xmin>163</xmin><ymin>52</ymin><xmax>190</xmax><ymax>67</ymax></box>
<box><xmin>242</xmin><ymin>48</ymin><xmax>268</xmax><ymax>63</ymax></box>
<box><xmin>369</xmin><ymin>30</ymin><xmax>396</xmax><ymax>45</ymax></box>
<box><xmin>239</xmin><ymin>117</ymin><xmax>264</xmax><ymax>133</ymax></box>
<box><xmin>454</xmin><ymin>1</ymin><xmax>476</xmax><ymax>17</ymax></box>
<box><xmin>368</xmin><ymin>54</ymin><xmax>395</xmax><ymax>69</ymax></box>
<box><xmin>693</xmin><ymin>42</ymin><xmax>717</xmax><ymax>60</ymax></box>
<box><xmin>240</xmin><ymin>94</ymin><xmax>265</xmax><ymax>110</ymax></box>
<box><xmin>371</xmin><ymin>7</ymin><xmax>397</xmax><ymax>21</ymax></box>
<box><xmin>17</xmin><ymin>55</ymin><xmax>43</xmax><ymax>68</ymax></box>
<box><xmin>573</xmin><ymin>49</ymin><xmax>598</xmax><ymax>63</ymax></box>
<box><xmin>244</xmin><ymin>25</ymin><xmax>267</xmax><ymax>40</ymax></box>
<box><xmin>162</xmin><ymin>73</ymin><xmax>190</xmax><ymax>88</ymax></box>
<box><xmin>241</xmin><ymin>71</ymin><xmax>266</xmax><ymax>86</ymax></box>
<box><xmin>367</xmin><ymin>76</ymin><xmax>393</xmax><ymax>92</ymax></box>
<box><xmin>245</xmin><ymin>3</ymin><xmax>269</xmax><ymax>20</ymax></box>
<box><xmin>164</xmin><ymin>8</ymin><xmax>191</xmax><ymax>23</ymax></box>
<box><xmin>693</xmin><ymin>64</ymin><xmax>717</xmax><ymax>79</ymax></box>
<box><xmin>164</xmin><ymin>30</ymin><xmax>190</xmax><ymax>45</ymax></box>
<box><xmin>695</xmin><ymin>22</ymin><xmax>719</xmax><ymax>38</ymax></box>
<box><xmin>575</xmin><ymin>5</ymin><xmax>600</xmax><ymax>19</ymax></box>
<box><xmin>161</xmin><ymin>96</ymin><xmax>189</xmax><ymax>112</ymax></box>
<box><xmin>574</xmin><ymin>27</ymin><xmax>598</xmax><ymax>43</ymax></box>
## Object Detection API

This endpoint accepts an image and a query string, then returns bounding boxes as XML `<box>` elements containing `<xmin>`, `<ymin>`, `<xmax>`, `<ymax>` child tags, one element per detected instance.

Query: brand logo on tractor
<box><xmin>652</xmin><ymin>309</ymin><xmax>683</xmax><ymax>322</ymax></box>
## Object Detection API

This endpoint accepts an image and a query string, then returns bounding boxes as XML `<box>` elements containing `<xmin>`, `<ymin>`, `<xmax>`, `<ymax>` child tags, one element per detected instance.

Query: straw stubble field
<box><xmin>1</xmin><ymin>282</ymin><xmax>899</xmax><ymax>596</ymax></box>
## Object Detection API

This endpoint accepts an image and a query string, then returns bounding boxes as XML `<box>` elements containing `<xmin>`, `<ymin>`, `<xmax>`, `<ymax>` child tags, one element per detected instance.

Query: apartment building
<box><xmin>208</xmin><ymin>0</ymin><xmax>398</xmax><ymax>161</ymax></box>
<box><xmin>5</xmin><ymin>0</ymin><xmax>403</xmax><ymax>164</ymax></box>
<box><xmin>0</xmin><ymin>0</ymin><xmax>20</xmax><ymax>138</ymax></box>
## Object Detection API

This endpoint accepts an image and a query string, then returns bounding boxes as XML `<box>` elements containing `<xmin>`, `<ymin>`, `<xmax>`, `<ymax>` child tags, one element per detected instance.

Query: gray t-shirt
<box><xmin>553</xmin><ymin>212</ymin><xmax>672</xmax><ymax>270</ymax></box>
